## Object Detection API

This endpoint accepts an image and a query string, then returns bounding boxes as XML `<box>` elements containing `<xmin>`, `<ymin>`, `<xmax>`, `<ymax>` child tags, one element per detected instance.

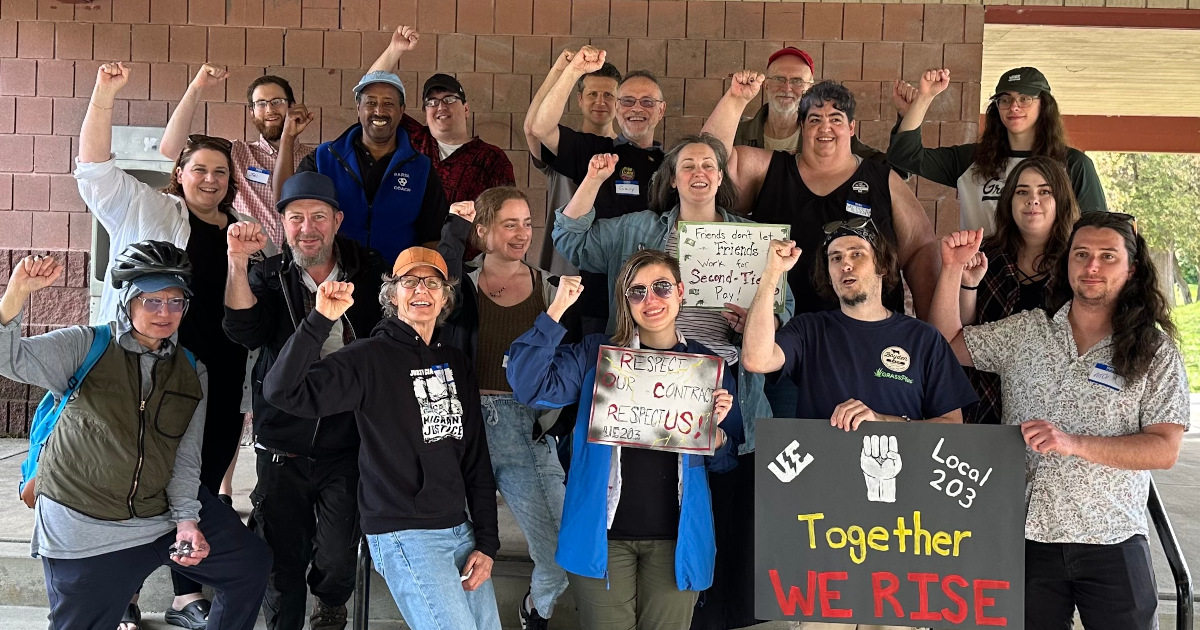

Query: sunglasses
<box><xmin>136</xmin><ymin>296</ymin><xmax>189</xmax><ymax>314</ymax></box>
<box><xmin>186</xmin><ymin>134</ymin><xmax>233</xmax><ymax>152</ymax></box>
<box><xmin>398</xmin><ymin>275</ymin><xmax>445</xmax><ymax>290</ymax></box>
<box><xmin>625</xmin><ymin>280</ymin><xmax>676</xmax><ymax>304</ymax></box>
<box><xmin>1110</xmin><ymin>212</ymin><xmax>1138</xmax><ymax>236</ymax></box>
<box><xmin>822</xmin><ymin>217</ymin><xmax>878</xmax><ymax>247</ymax></box>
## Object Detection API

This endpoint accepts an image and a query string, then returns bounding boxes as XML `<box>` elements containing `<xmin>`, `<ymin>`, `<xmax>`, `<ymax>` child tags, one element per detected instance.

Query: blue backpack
<box><xmin>18</xmin><ymin>325</ymin><xmax>196</xmax><ymax>496</ymax></box>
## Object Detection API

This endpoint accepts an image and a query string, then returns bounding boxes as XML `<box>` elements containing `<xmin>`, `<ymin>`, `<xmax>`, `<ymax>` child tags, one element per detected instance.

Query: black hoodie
<box><xmin>263</xmin><ymin>310</ymin><xmax>499</xmax><ymax>557</ymax></box>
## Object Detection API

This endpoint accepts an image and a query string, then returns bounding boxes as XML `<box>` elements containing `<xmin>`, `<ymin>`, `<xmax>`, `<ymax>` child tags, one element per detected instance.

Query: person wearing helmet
<box><xmin>76</xmin><ymin>62</ymin><xmax>262</xmax><ymax>627</ymax></box>
<box><xmin>0</xmin><ymin>242</ymin><xmax>270</xmax><ymax>630</ymax></box>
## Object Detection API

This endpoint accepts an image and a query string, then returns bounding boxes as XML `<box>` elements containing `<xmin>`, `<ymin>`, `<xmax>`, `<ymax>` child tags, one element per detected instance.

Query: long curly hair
<box><xmin>989</xmin><ymin>156</ymin><xmax>1080</xmax><ymax>274</ymax></box>
<box><xmin>1047</xmin><ymin>213</ymin><xmax>1177</xmax><ymax>381</ymax></box>
<box><xmin>648</xmin><ymin>133</ymin><xmax>739</xmax><ymax>214</ymax></box>
<box><xmin>971</xmin><ymin>91</ymin><xmax>1069</xmax><ymax>184</ymax></box>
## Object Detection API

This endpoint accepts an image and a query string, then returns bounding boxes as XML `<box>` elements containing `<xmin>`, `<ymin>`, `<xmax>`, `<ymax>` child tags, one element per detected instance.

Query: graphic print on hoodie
<box><xmin>413</xmin><ymin>363</ymin><xmax>464</xmax><ymax>443</ymax></box>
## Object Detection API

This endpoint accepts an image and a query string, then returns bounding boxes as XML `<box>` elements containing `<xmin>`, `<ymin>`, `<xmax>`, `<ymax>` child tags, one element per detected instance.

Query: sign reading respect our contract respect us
<box><xmin>677</xmin><ymin>221</ymin><xmax>791</xmax><ymax>313</ymax></box>
<box><xmin>587</xmin><ymin>345</ymin><xmax>724</xmax><ymax>456</ymax></box>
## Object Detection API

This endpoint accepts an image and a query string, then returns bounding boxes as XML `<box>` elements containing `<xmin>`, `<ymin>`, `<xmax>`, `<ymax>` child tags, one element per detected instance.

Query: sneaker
<box><xmin>519</xmin><ymin>589</ymin><xmax>548</xmax><ymax>630</ymax></box>
<box><xmin>310</xmin><ymin>600</ymin><xmax>348</xmax><ymax>630</ymax></box>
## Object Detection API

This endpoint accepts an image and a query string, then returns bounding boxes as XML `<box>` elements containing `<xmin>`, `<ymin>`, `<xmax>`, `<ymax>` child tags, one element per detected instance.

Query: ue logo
<box><xmin>768</xmin><ymin>439</ymin><xmax>814</xmax><ymax>483</ymax></box>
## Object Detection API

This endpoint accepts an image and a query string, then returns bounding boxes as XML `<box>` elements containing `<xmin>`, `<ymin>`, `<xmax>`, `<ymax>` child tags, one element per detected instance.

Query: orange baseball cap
<box><xmin>392</xmin><ymin>247</ymin><xmax>449</xmax><ymax>279</ymax></box>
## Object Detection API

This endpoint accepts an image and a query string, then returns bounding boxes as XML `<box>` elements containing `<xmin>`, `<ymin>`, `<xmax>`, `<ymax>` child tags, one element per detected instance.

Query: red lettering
<box><xmin>940</xmin><ymin>575</ymin><xmax>969</xmax><ymax>624</ymax></box>
<box><xmin>906</xmin><ymin>573</ymin><xmax>943</xmax><ymax>622</ymax></box>
<box><xmin>871</xmin><ymin>572</ymin><xmax>903</xmax><ymax>619</ymax></box>
<box><xmin>664</xmin><ymin>410</ymin><xmax>678</xmax><ymax>431</ymax></box>
<box><xmin>601</xmin><ymin>372</ymin><xmax>615</xmax><ymax>388</ymax></box>
<box><xmin>818</xmin><ymin>571</ymin><xmax>853</xmax><ymax>618</ymax></box>
<box><xmin>973</xmin><ymin>579</ymin><xmax>1010</xmax><ymax>626</ymax></box>
<box><xmin>769</xmin><ymin>569</ymin><xmax>816</xmax><ymax>617</ymax></box>
<box><xmin>653</xmin><ymin>382</ymin><xmax>665</xmax><ymax>398</ymax></box>
<box><xmin>607</xmin><ymin>404</ymin><xmax>619</xmax><ymax>422</ymax></box>
<box><xmin>678</xmin><ymin>411</ymin><xmax>693</xmax><ymax>434</ymax></box>
<box><xmin>620</xmin><ymin>352</ymin><xmax>632</xmax><ymax>369</ymax></box>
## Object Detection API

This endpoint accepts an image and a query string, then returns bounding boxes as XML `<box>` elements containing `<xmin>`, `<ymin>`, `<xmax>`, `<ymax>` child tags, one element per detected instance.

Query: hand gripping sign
<box><xmin>677</xmin><ymin>222</ymin><xmax>790</xmax><ymax>312</ymax></box>
<box><xmin>588</xmin><ymin>345</ymin><xmax>724</xmax><ymax>455</ymax></box>
<box><xmin>755</xmin><ymin>419</ymin><xmax>1026</xmax><ymax>629</ymax></box>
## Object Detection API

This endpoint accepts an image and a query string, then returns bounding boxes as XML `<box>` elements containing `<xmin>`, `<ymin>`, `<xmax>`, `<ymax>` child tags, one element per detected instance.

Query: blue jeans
<box><xmin>366</xmin><ymin>523</ymin><xmax>502</xmax><ymax>630</ymax></box>
<box><xmin>481</xmin><ymin>394</ymin><xmax>569</xmax><ymax>616</ymax></box>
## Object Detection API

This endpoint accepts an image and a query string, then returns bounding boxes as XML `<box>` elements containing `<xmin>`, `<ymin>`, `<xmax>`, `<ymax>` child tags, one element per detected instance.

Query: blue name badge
<box><xmin>846</xmin><ymin>200</ymin><xmax>871</xmax><ymax>217</ymax></box>
<box><xmin>1088</xmin><ymin>362</ymin><xmax>1125</xmax><ymax>391</ymax></box>
<box><xmin>246</xmin><ymin>166</ymin><xmax>271</xmax><ymax>185</ymax></box>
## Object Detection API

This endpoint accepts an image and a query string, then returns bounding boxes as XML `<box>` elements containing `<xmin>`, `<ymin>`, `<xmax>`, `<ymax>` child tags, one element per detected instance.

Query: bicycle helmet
<box><xmin>110</xmin><ymin>240</ymin><xmax>193</xmax><ymax>290</ymax></box>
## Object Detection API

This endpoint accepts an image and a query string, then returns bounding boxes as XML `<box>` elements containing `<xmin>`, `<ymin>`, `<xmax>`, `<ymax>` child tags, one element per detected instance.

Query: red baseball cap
<box><xmin>767</xmin><ymin>47</ymin><xmax>815</xmax><ymax>74</ymax></box>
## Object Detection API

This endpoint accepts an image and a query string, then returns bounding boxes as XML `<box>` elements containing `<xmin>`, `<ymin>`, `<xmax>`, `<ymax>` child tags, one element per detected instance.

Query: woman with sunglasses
<box><xmin>554</xmin><ymin>133</ymin><xmax>790</xmax><ymax>629</ymax></box>
<box><xmin>887</xmin><ymin>66</ymin><xmax>1107</xmax><ymax>236</ymax></box>
<box><xmin>947</xmin><ymin>157</ymin><xmax>1081</xmax><ymax>425</ymax></box>
<box><xmin>75</xmin><ymin>62</ymin><xmax>263</xmax><ymax>630</ymax></box>
<box><xmin>507</xmin><ymin>249</ymin><xmax>742</xmax><ymax>630</ymax></box>
<box><xmin>264</xmin><ymin>247</ymin><xmax>502</xmax><ymax>630</ymax></box>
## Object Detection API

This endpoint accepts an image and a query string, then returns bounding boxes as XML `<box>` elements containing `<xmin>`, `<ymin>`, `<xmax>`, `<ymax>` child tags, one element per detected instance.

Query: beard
<box><xmin>839</xmin><ymin>290</ymin><xmax>868</xmax><ymax>308</ymax></box>
<box><xmin>289</xmin><ymin>237</ymin><xmax>334</xmax><ymax>269</ymax></box>
<box><xmin>768</xmin><ymin>96</ymin><xmax>800</xmax><ymax>117</ymax></box>
<box><xmin>253</xmin><ymin>116</ymin><xmax>284</xmax><ymax>142</ymax></box>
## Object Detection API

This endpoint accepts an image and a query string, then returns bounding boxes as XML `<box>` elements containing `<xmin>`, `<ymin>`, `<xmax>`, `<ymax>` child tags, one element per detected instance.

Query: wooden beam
<box><xmin>1063</xmin><ymin>115</ymin><xmax>1200</xmax><ymax>154</ymax></box>
<box><xmin>985</xmin><ymin>7</ymin><xmax>1200</xmax><ymax>30</ymax></box>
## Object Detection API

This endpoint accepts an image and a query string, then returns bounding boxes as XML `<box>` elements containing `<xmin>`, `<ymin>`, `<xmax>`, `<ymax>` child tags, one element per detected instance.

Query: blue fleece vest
<box><xmin>314</xmin><ymin>124</ymin><xmax>432</xmax><ymax>264</ymax></box>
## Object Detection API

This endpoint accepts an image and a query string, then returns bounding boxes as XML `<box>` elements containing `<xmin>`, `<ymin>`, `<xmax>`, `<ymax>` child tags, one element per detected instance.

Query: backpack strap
<box><xmin>182</xmin><ymin>348</ymin><xmax>197</xmax><ymax>369</ymax></box>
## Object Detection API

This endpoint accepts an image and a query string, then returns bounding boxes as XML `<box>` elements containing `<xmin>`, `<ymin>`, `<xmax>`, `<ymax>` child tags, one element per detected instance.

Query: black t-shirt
<box><xmin>774</xmin><ymin>310</ymin><xmax>978</xmax><ymax>421</ymax></box>
<box><xmin>751</xmin><ymin>153</ymin><xmax>903</xmax><ymax>314</ymax></box>
<box><xmin>297</xmin><ymin>134</ymin><xmax>395</xmax><ymax>203</ymax></box>
<box><xmin>607</xmin><ymin>343</ymin><xmax>681</xmax><ymax>540</ymax></box>
<box><xmin>1017</xmin><ymin>276</ymin><xmax>1048</xmax><ymax>313</ymax></box>
<box><xmin>542</xmin><ymin>126</ymin><xmax>663</xmax><ymax>219</ymax></box>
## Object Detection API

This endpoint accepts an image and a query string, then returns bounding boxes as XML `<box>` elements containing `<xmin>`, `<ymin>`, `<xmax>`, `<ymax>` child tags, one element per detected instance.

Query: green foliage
<box><xmin>1169</xmin><ymin>294</ymin><xmax>1200</xmax><ymax>393</ymax></box>
<box><xmin>1092</xmin><ymin>153</ymin><xmax>1200</xmax><ymax>272</ymax></box>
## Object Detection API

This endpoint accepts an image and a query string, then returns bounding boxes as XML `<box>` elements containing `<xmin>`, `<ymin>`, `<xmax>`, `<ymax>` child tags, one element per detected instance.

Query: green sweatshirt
<box><xmin>886</xmin><ymin>128</ymin><xmax>1108</xmax><ymax>235</ymax></box>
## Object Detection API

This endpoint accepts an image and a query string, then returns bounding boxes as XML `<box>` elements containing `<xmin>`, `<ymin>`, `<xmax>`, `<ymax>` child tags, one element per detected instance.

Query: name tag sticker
<box><xmin>502</xmin><ymin>352</ymin><xmax>509</xmax><ymax>369</ymax></box>
<box><xmin>246</xmin><ymin>166</ymin><xmax>271</xmax><ymax>185</ymax></box>
<box><xmin>1088</xmin><ymin>363</ymin><xmax>1125</xmax><ymax>391</ymax></box>
<box><xmin>846</xmin><ymin>200</ymin><xmax>871</xmax><ymax>217</ymax></box>
<box><xmin>615</xmin><ymin>181</ymin><xmax>640</xmax><ymax>196</ymax></box>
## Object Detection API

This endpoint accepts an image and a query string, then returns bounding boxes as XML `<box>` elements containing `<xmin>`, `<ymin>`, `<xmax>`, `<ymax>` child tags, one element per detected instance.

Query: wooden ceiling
<box><xmin>981</xmin><ymin>24</ymin><xmax>1200</xmax><ymax>118</ymax></box>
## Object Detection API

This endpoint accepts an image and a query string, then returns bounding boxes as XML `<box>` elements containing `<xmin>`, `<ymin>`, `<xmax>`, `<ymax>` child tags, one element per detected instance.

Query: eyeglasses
<box><xmin>625</xmin><ymin>280</ymin><xmax>676</xmax><ymax>304</ymax></box>
<box><xmin>766</xmin><ymin>76</ymin><xmax>814</xmax><ymax>90</ymax></box>
<box><xmin>250</xmin><ymin>98</ymin><xmax>289</xmax><ymax>110</ymax></box>
<box><xmin>992</xmin><ymin>94</ymin><xmax>1039</xmax><ymax>110</ymax></box>
<box><xmin>398</xmin><ymin>275</ymin><xmax>445</xmax><ymax>290</ymax></box>
<box><xmin>616</xmin><ymin>96</ymin><xmax>663</xmax><ymax>109</ymax></box>
<box><xmin>136</xmin><ymin>296</ymin><xmax>189</xmax><ymax>313</ymax></box>
<box><xmin>822</xmin><ymin>217</ymin><xmax>878</xmax><ymax>247</ymax></box>
<box><xmin>186</xmin><ymin>134</ymin><xmax>233</xmax><ymax>152</ymax></box>
<box><xmin>423</xmin><ymin>94</ymin><xmax>462</xmax><ymax>108</ymax></box>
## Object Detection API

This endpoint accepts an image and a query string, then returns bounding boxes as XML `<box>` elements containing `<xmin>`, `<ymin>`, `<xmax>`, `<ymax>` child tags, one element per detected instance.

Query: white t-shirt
<box><xmin>763</xmin><ymin>129</ymin><xmax>800</xmax><ymax>154</ymax></box>
<box><xmin>437</xmin><ymin>140</ymin><xmax>464</xmax><ymax>161</ymax></box>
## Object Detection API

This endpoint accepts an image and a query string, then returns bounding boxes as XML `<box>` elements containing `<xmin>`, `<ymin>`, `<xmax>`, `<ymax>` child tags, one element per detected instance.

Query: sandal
<box><xmin>118</xmin><ymin>602</ymin><xmax>141</xmax><ymax>630</ymax></box>
<box><xmin>164</xmin><ymin>599</ymin><xmax>210</xmax><ymax>629</ymax></box>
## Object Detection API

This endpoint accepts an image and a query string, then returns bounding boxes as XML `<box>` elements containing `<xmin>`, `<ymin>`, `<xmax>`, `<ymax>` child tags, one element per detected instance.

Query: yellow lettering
<box><xmin>797</xmin><ymin>513</ymin><xmax>824</xmax><ymax>549</ymax></box>
<box><xmin>953</xmin><ymin>530</ymin><xmax>972</xmax><ymax>556</ymax></box>
<box><xmin>826</xmin><ymin>526</ymin><xmax>847</xmax><ymax>549</ymax></box>
<box><xmin>932</xmin><ymin>531</ymin><xmax>951</xmax><ymax>556</ymax></box>
<box><xmin>847</xmin><ymin>526</ymin><xmax>867</xmax><ymax>564</ymax></box>
<box><xmin>868</xmin><ymin>526</ymin><xmax>889</xmax><ymax>552</ymax></box>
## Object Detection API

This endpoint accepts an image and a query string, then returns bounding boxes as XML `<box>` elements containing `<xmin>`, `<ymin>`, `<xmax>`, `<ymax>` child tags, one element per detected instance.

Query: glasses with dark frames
<box><xmin>616</xmin><ymin>96</ymin><xmax>664</xmax><ymax>109</ymax></box>
<box><xmin>398</xmin><ymin>275</ymin><xmax>445</xmax><ymax>290</ymax></box>
<box><xmin>625</xmin><ymin>280</ymin><xmax>676</xmax><ymax>304</ymax></box>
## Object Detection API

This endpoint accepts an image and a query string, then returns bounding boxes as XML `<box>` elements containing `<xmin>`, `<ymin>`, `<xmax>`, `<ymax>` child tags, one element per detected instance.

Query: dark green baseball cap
<box><xmin>992</xmin><ymin>67</ymin><xmax>1051</xmax><ymax>99</ymax></box>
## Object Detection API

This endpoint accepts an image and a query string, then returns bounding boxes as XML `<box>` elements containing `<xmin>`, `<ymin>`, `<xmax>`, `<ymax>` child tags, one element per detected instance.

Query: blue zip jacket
<box><xmin>314</xmin><ymin>123</ymin><xmax>436</xmax><ymax>264</ymax></box>
<box><xmin>507</xmin><ymin>312</ymin><xmax>743</xmax><ymax>590</ymax></box>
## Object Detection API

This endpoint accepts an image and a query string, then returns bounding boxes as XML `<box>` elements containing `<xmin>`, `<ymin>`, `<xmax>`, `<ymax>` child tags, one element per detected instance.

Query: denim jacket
<box><xmin>552</xmin><ymin>204</ymin><xmax>794</xmax><ymax>453</ymax></box>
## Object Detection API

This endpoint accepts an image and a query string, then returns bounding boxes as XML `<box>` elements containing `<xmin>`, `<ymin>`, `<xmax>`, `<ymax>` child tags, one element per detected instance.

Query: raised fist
<box><xmin>766</xmin><ymin>239</ymin><xmax>801</xmax><ymax>275</ymax></box>
<box><xmin>193</xmin><ymin>64</ymin><xmax>229</xmax><ymax>90</ymax></box>
<box><xmin>227</xmin><ymin>221</ymin><xmax>267</xmax><ymax>262</ymax></box>
<box><xmin>892</xmin><ymin>80</ymin><xmax>917</xmax><ymax>116</ymax></box>
<box><xmin>449</xmin><ymin>200</ymin><xmax>476</xmax><ymax>223</ymax></box>
<box><xmin>94</xmin><ymin>62</ymin><xmax>131</xmax><ymax>97</ymax></box>
<box><xmin>7</xmin><ymin>255</ymin><xmax>63</xmax><ymax>296</ymax></box>
<box><xmin>940</xmin><ymin>228</ymin><xmax>984</xmax><ymax>270</ymax></box>
<box><xmin>316</xmin><ymin>280</ymin><xmax>355</xmax><ymax>321</ymax></box>
<box><xmin>917</xmin><ymin>68</ymin><xmax>951</xmax><ymax>99</ymax></box>
<box><xmin>282</xmin><ymin>105</ymin><xmax>315</xmax><ymax>140</ymax></box>
<box><xmin>962</xmin><ymin>251</ymin><xmax>989</xmax><ymax>288</ymax></box>
<box><xmin>547</xmin><ymin>276</ymin><xmax>583</xmax><ymax>322</ymax></box>
<box><xmin>730</xmin><ymin>70</ymin><xmax>765</xmax><ymax>101</ymax></box>
<box><xmin>586</xmin><ymin>153</ymin><xmax>618</xmax><ymax>182</ymax></box>
<box><xmin>568</xmin><ymin>46</ymin><xmax>606</xmax><ymax>75</ymax></box>
<box><xmin>861</xmin><ymin>434</ymin><xmax>902</xmax><ymax>503</ymax></box>
<box><xmin>389</xmin><ymin>25</ymin><xmax>420</xmax><ymax>52</ymax></box>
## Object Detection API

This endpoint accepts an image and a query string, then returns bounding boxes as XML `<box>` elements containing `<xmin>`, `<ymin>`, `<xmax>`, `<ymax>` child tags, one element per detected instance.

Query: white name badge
<box><xmin>1088</xmin><ymin>363</ymin><xmax>1125</xmax><ymax>391</ymax></box>
<box><xmin>846</xmin><ymin>200</ymin><xmax>871</xmax><ymax>217</ymax></box>
<box><xmin>615</xmin><ymin>181</ymin><xmax>640</xmax><ymax>196</ymax></box>
<box><xmin>246</xmin><ymin>166</ymin><xmax>271</xmax><ymax>185</ymax></box>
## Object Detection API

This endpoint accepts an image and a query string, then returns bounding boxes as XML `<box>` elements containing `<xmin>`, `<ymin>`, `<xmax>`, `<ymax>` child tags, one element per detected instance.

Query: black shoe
<box><xmin>310</xmin><ymin>599</ymin><xmax>349</xmax><ymax>630</ymax></box>
<box><xmin>519</xmin><ymin>589</ymin><xmax>548</xmax><ymax>630</ymax></box>
<box><xmin>164</xmin><ymin>599</ymin><xmax>209</xmax><ymax>629</ymax></box>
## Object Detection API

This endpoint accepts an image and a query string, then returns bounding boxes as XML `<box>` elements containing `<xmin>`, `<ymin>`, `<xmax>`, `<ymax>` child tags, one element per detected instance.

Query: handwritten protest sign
<box><xmin>756</xmin><ymin>419</ymin><xmax>1025</xmax><ymax>629</ymax></box>
<box><xmin>677</xmin><ymin>221</ymin><xmax>791</xmax><ymax>312</ymax></box>
<box><xmin>588</xmin><ymin>345</ymin><xmax>724</xmax><ymax>455</ymax></box>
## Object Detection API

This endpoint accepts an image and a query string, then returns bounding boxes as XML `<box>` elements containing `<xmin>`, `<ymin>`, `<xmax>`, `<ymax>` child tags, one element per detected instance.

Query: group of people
<box><xmin>6</xmin><ymin>22</ymin><xmax>1187</xmax><ymax>630</ymax></box>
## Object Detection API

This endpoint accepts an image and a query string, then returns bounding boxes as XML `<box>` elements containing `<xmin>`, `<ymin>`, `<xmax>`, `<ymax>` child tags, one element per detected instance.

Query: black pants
<box><xmin>42</xmin><ymin>488</ymin><xmax>271</xmax><ymax>630</ymax></box>
<box><xmin>1025</xmin><ymin>535</ymin><xmax>1158</xmax><ymax>630</ymax></box>
<box><xmin>248</xmin><ymin>449</ymin><xmax>361</xmax><ymax>630</ymax></box>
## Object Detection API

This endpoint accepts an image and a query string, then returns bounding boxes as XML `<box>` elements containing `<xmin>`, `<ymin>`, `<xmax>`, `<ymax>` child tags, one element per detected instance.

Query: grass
<box><xmin>1171</xmin><ymin>284</ymin><xmax>1200</xmax><ymax>392</ymax></box>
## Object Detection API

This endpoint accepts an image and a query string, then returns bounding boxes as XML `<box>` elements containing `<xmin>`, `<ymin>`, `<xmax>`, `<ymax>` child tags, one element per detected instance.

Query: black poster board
<box><xmin>755</xmin><ymin>418</ymin><xmax>1026</xmax><ymax>629</ymax></box>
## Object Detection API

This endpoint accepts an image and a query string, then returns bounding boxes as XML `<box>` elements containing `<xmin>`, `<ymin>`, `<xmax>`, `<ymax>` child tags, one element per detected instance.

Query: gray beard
<box><xmin>767</xmin><ymin>99</ymin><xmax>799</xmax><ymax>117</ymax></box>
<box><xmin>292</xmin><ymin>245</ymin><xmax>333</xmax><ymax>269</ymax></box>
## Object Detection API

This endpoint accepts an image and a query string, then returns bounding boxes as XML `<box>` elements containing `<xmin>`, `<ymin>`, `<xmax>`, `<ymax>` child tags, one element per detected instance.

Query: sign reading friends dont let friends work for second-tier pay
<box><xmin>677</xmin><ymin>222</ymin><xmax>791</xmax><ymax>313</ymax></box>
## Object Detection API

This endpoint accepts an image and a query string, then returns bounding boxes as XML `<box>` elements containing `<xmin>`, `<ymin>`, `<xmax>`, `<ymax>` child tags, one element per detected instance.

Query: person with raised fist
<box><xmin>507</xmin><ymin>250</ymin><xmax>743</xmax><ymax>630</ymax></box>
<box><xmin>263</xmin><ymin>247</ymin><xmax>501</xmax><ymax>630</ymax></box>
<box><xmin>887</xmin><ymin>67</ymin><xmax>1107</xmax><ymax>235</ymax></box>
<box><xmin>0</xmin><ymin>244</ymin><xmax>270</xmax><ymax>630</ymax></box>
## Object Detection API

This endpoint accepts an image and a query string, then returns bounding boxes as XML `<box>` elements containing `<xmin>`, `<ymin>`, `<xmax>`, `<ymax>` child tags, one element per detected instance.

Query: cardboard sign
<box><xmin>756</xmin><ymin>419</ymin><xmax>1026</xmax><ymax>629</ymax></box>
<box><xmin>588</xmin><ymin>345</ymin><xmax>724</xmax><ymax>455</ymax></box>
<box><xmin>677</xmin><ymin>221</ymin><xmax>790</xmax><ymax>312</ymax></box>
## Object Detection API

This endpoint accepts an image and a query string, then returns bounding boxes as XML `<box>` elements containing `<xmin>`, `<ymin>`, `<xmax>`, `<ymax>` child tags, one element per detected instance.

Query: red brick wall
<box><xmin>0</xmin><ymin>0</ymin><xmax>983</xmax><ymax>435</ymax></box>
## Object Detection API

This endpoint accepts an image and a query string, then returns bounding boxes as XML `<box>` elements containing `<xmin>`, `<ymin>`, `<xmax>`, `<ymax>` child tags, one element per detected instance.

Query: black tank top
<box><xmin>751</xmin><ymin>152</ymin><xmax>903</xmax><ymax>313</ymax></box>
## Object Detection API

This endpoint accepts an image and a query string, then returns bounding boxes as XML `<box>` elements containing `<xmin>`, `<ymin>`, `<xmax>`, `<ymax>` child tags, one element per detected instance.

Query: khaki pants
<box><xmin>569</xmin><ymin>539</ymin><xmax>699</xmax><ymax>629</ymax></box>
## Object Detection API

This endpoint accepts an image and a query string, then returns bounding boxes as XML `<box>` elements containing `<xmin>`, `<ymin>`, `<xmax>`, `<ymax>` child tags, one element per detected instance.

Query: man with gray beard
<box><xmin>222</xmin><ymin>171</ymin><xmax>386</xmax><ymax>630</ymax></box>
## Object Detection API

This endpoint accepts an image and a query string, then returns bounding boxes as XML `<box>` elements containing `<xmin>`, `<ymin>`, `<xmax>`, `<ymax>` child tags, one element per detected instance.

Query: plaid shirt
<box><xmin>965</xmin><ymin>243</ymin><xmax>1025</xmax><ymax>424</ymax></box>
<box><xmin>231</xmin><ymin>136</ymin><xmax>314</xmax><ymax>248</ymax></box>
<box><xmin>400</xmin><ymin>115</ymin><xmax>515</xmax><ymax>203</ymax></box>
